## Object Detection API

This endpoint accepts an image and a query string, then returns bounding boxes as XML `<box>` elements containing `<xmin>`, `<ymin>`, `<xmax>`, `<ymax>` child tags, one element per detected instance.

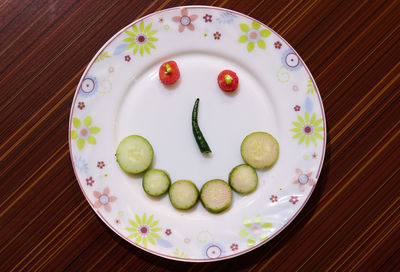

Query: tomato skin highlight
<box><xmin>159</xmin><ymin>61</ymin><xmax>180</xmax><ymax>85</ymax></box>
<box><xmin>218</xmin><ymin>70</ymin><xmax>239</xmax><ymax>92</ymax></box>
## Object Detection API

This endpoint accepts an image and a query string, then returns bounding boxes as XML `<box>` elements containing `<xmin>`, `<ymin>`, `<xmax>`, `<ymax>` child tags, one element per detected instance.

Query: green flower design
<box><xmin>126</xmin><ymin>213</ymin><xmax>162</xmax><ymax>248</ymax></box>
<box><xmin>238</xmin><ymin>21</ymin><xmax>271</xmax><ymax>52</ymax></box>
<box><xmin>95</xmin><ymin>51</ymin><xmax>110</xmax><ymax>62</ymax></box>
<box><xmin>173</xmin><ymin>248</ymin><xmax>189</xmax><ymax>258</ymax></box>
<box><xmin>123</xmin><ymin>21</ymin><xmax>158</xmax><ymax>56</ymax></box>
<box><xmin>70</xmin><ymin>116</ymin><xmax>100</xmax><ymax>150</ymax></box>
<box><xmin>291</xmin><ymin>112</ymin><xmax>324</xmax><ymax>147</ymax></box>
<box><xmin>238</xmin><ymin>214</ymin><xmax>272</xmax><ymax>247</ymax></box>
<box><xmin>307</xmin><ymin>77</ymin><xmax>315</xmax><ymax>94</ymax></box>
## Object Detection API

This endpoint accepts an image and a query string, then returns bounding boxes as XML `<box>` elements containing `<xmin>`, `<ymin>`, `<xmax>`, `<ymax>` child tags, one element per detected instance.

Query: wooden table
<box><xmin>1</xmin><ymin>0</ymin><xmax>399</xmax><ymax>271</ymax></box>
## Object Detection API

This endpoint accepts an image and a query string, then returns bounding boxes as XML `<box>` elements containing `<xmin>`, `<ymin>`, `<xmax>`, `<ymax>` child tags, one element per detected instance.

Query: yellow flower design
<box><xmin>238</xmin><ymin>214</ymin><xmax>272</xmax><ymax>247</ymax></box>
<box><xmin>70</xmin><ymin>116</ymin><xmax>100</xmax><ymax>150</ymax></box>
<box><xmin>123</xmin><ymin>21</ymin><xmax>158</xmax><ymax>56</ymax></box>
<box><xmin>291</xmin><ymin>112</ymin><xmax>324</xmax><ymax>147</ymax></box>
<box><xmin>238</xmin><ymin>21</ymin><xmax>271</xmax><ymax>52</ymax></box>
<box><xmin>126</xmin><ymin>213</ymin><xmax>162</xmax><ymax>248</ymax></box>
<box><xmin>307</xmin><ymin>77</ymin><xmax>315</xmax><ymax>94</ymax></box>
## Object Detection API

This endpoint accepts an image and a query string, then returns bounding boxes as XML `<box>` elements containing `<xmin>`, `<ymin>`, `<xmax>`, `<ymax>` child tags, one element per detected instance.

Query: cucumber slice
<box><xmin>116</xmin><ymin>135</ymin><xmax>153</xmax><ymax>174</ymax></box>
<box><xmin>169</xmin><ymin>180</ymin><xmax>199</xmax><ymax>210</ymax></box>
<box><xmin>142</xmin><ymin>169</ymin><xmax>171</xmax><ymax>197</ymax></box>
<box><xmin>229</xmin><ymin>164</ymin><xmax>258</xmax><ymax>194</ymax></box>
<box><xmin>241</xmin><ymin>132</ymin><xmax>279</xmax><ymax>168</ymax></box>
<box><xmin>200</xmin><ymin>179</ymin><xmax>232</xmax><ymax>213</ymax></box>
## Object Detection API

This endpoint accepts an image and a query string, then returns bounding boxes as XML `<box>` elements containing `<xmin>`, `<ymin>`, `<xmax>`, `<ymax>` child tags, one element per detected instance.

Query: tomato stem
<box><xmin>224</xmin><ymin>74</ymin><xmax>232</xmax><ymax>85</ymax></box>
<box><xmin>165</xmin><ymin>64</ymin><xmax>172</xmax><ymax>73</ymax></box>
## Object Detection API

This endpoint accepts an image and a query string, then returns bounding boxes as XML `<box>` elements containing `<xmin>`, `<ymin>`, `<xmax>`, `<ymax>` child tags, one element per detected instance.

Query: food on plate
<box><xmin>192</xmin><ymin>98</ymin><xmax>212</xmax><ymax>153</ymax></box>
<box><xmin>229</xmin><ymin>164</ymin><xmax>258</xmax><ymax>194</ymax></box>
<box><xmin>116</xmin><ymin>135</ymin><xmax>153</xmax><ymax>174</ymax></box>
<box><xmin>159</xmin><ymin>60</ymin><xmax>180</xmax><ymax>85</ymax></box>
<box><xmin>200</xmin><ymin>179</ymin><xmax>232</xmax><ymax>213</ymax></box>
<box><xmin>142</xmin><ymin>169</ymin><xmax>171</xmax><ymax>196</ymax></box>
<box><xmin>217</xmin><ymin>69</ymin><xmax>239</xmax><ymax>92</ymax></box>
<box><xmin>169</xmin><ymin>180</ymin><xmax>199</xmax><ymax>210</ymax></box>
<box><xmin>241</xmin><ymin>132</ymin><xmax>279</xmax><ymax>168</ymax></box>
<box><xmin>117</xmin><ymin>61</ymin><xmax>279</xmax><ymax>213</ymax></box>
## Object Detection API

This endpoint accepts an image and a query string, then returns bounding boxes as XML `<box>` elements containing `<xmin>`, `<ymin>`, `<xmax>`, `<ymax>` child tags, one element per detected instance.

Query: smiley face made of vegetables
<box><xmin>116</xmin><ymin>60</ymin><xmax>279</xmax><ymax>213</ymax></box>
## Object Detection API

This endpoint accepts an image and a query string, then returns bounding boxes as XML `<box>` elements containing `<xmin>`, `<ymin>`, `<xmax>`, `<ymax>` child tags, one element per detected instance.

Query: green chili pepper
<box><xmin>192</xmin><ymin>98</ymin><xmax>212</xmax><ymax>153</ymax></box>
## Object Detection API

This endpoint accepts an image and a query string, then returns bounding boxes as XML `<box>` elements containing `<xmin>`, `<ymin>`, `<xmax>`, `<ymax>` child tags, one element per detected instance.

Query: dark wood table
<box><xmin>1</xmin><ymin>0</ymin><xmax>399</xmax><ymax>271</ymax></box>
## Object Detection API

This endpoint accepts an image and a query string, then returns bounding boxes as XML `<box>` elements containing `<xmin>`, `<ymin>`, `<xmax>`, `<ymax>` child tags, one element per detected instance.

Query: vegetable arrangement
<box><xmin>116</xmin><ymin>135</ymin><xmax>153</xmax><ymax>174</ymax></box>
<box><xmin>241</xmin><ymin>132</ymin><xmax>279</xmax><ymax>168</ymax></box>
<box><xmin>229</xmin><ymin>164</ymin><xmax>258</xmax><ymax>194</ymax></box>
<box><xmin>169</xmin><ymin>180</ymin><xmax>199</xmax><ymax>210</ymax></box>
<box><xmin>192</xmin><ymin>98</ymin><xmax>212</xmax><ymax>153</ymax></box>
<box><xmin>200</xmin><ymin>179</ymin><xmax>232</xmax><ymax>213</ymax></box>
<box><xmin>217</xmin><ymin>69</ymin><xmax>239</xmax><ymax>92</ymax></box>
<box><xmin>159</xmin><ymin>60</ymin><xmax>180</xmax><ymax>85</ymax></box>
<box><xmin>143</xmin><ymin>169</ymin><xmax>171</xmax><ymax>197</ymax></box>
<box><xmin>116</xmin><ymin>130</ymin><xmax>278</xmax><ymax>213</ymax></box>
<box><xmin>115</xmin><ymin>61</ymin><xmax>279</xmax><ymax>213</ymax></box>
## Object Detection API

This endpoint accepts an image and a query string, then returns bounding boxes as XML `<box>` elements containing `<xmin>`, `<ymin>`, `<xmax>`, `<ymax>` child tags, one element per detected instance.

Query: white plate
<box><xmin>69</xmin><ymin>6</ymin><xmax>326</xmax><ymax>262</ymax></box>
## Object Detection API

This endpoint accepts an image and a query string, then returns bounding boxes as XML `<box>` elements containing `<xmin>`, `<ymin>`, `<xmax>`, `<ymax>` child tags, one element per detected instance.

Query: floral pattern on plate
<box><xmin>126</xmin><ymin>214</ymin><xmax>162</xmax><ymax>248</ymax></box>
<box><xmin>123</xmin><ymin>21</ymin><xmax>158</xmax><ymax>56</ymax></box>
<box><xmin>69</xmin><ymin>6</ymin><xmax>326</xmax><ymax>262</ymax></box>
<box><xmin>70</xmin><ymin>116</ymin><xmax>100</xmax><ymax>150</ymax></box>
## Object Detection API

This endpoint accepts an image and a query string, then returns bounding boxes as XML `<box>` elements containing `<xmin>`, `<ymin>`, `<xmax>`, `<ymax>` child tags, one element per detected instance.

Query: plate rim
<box><xmin>68</xmin><ymin>5</ymin><xmax>327</xmax><ymax>262</ymax></box>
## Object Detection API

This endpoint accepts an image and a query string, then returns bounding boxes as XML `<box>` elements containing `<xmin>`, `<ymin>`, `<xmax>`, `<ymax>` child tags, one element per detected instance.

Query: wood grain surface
<box><xmin>1</xmin><ymin>0</ymin><xmax>399</xmax><ymax>271</ymax></box>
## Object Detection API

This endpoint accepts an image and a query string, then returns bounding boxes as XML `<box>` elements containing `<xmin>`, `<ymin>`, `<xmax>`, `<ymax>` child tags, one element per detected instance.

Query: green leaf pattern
<box><xmin>95</xmin><ymin>51</ymin><xmax>111</xmax><ymax>62</ymax></box>
<box><xmin>307</xmin><ymin>77</ymin><xmax>315</xmax><ymax>94</ymax></box>
<box><xmin>173</xmin><ymin>248</ymin><xmax>189</xmax><ymax>258</ymax></box>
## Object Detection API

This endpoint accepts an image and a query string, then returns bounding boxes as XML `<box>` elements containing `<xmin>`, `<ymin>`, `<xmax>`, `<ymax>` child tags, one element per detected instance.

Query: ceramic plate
<box><xmin>69</xmin><ymin>6</ymin><xmax>326</xmax><ymax>262</ymax></box>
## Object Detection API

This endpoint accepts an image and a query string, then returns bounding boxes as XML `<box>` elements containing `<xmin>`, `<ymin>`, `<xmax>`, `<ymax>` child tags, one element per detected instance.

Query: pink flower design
<box><xmin>108</xmin><ymin>66</ymin><xmax>114</xmax><ymax>73</ymax></box>
<box><xmin>270</xmin><ymin>195</ymin><xmax>278</xmax><ymax>203</ymax></box>
<box><xmin>115</xmin><ymin>219</ymin><xmax>121</xmax><ymax>224</ymax></box>
<box><xmin>86</xmin><ymin>177</ymin><xmax>94</xmax><ymax>186</ymax></box>
<box><xmin>292</xmin><ymin>169</ymin><xmax>316</xmax><ymax>192</ymax></box>
<box><xmin>213</xmin><ymin>32</ymin><xmax>221</xmax><ymax>40</ymax></box>
<box><xmin>165</xmin><ymin>229</ymin><xmax>172</xmax><ymax>236</ymax></box>
<box><xmin>77</xmin><ymin>102</ymin><xmax>85</xmax><ymax>110</ymax></box>
<box><xmin>274</xmin><ymin>41</ymin><xmax>282</xmax><ymax>49</ymax></box>
<box><xmin>125</xmin><ymin>55</ymin><xmax>131</xmax><ymax>62</ymax></box>
<box><xmin>172</xmin><ymin>8</ymin><xmax>198</xmax><ymax>32</ymax></box>
<box><xmin>93</xmin><ymin>187</ymin><xmax>117</xmax><ymax>212</ymax></box>
<box><xmin>294</xmin><ymin>105</ymin><xmax>301</xmax><ymax>112</ymax></box>
<box><xmin>97</xmin><ymin>161</ymin><xmax>105</xmax><ymax>169</ymax></box>
<box><xmin>289</xmin><ymin>196</ymin><xmax>299</xmax><ymax>205</ymax></box>
<box><xmin>158</xmin><ymin>17</ymin><xmax>164</xmax><ymax>23</ymax></box>
<box><xmin>292</xmin><ymin>85</ymin><xmax>299</xmax><ymax>91</ymax></box>
<box><xmin>312</xmin><ymin>152</ymin><xmax>318</xmax><ymax>159</ymax></box>
<box><xmin>203</xmin><ymin>14</ymin><xmax>212</xmax><ymax>23</ymax></box>
<box><xmin>230</xmin><ymin>243</ymin><xmax>238</xmax><ymax>251</ymax></box>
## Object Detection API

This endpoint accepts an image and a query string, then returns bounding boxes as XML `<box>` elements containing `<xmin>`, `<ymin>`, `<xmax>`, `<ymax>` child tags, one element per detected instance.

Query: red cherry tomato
<box><xmin>218</xmin><ymin>70</ymin><xmax>239</xmax><ymax>92</ymax></box>
<box><xmin>159</xmin><ymin>60</ymin><xmax>180</xmax><ymax>85</ymax></box>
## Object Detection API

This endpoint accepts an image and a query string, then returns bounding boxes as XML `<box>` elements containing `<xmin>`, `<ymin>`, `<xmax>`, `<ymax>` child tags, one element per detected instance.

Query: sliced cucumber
<box><xmin>169</xmin><ymin>180</ymin><xmax>199</xmax><ymax>210</ymax></box>
<box><xmin>200</xmin><ymin>179</ymin><xmax>232</xmax><ymax>213</ymax></box>
<box><xmin>116</xmin><ymin>135</ymin><xmax>153</xmax><ymax>174</ymax></box>
<box><xmin>241</xmin><ymin>132</ymin><xmax>279</xmax><ymax>169</ymax></box>
<box><xmin>142</xmin><ymin>169</ymin><xmax>171</xmax><ymax>196</ymax></box>
<box><xmin>229</xmin><ymin>164</ymin><xmax>258</xmax><ymax>194</ymax></box>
